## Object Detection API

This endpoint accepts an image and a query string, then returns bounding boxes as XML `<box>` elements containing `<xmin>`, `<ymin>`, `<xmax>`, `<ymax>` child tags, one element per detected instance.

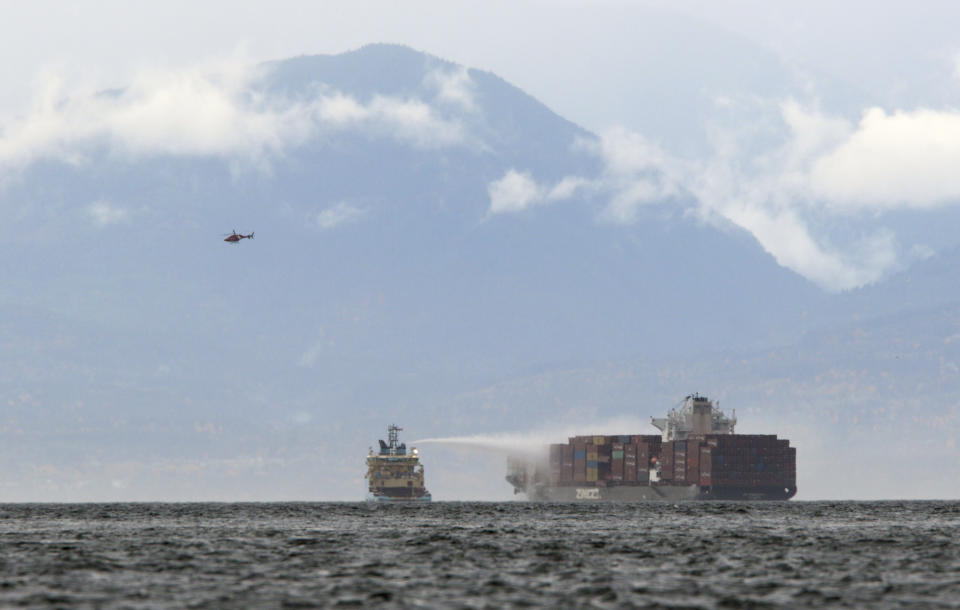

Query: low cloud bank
<box><xmin>489</xmin><ymin>100</ymin><xmax>960</xmax><ymax>291</ymax></box>
<box><xmin>0</xmin><ymin>61</ymin><xmax>468</xmax><ymax>172</ymax></box>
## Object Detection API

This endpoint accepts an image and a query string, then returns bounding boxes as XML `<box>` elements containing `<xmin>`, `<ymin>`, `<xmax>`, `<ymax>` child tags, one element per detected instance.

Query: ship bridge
<box><xmin>650</xmin><ymin>394</ymin><xmax>736</xmax><ymax>441</ymax></box>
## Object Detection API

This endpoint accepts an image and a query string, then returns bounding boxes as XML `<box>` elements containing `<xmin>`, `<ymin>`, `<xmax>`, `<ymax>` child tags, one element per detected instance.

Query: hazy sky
<box><xmin>4</xmin><ymin>1</ymin><xmax>960</xmax><ymax>126</ymax></box>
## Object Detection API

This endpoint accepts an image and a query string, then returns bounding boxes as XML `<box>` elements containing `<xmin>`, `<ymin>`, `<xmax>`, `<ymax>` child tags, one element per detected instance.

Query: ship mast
<box><xmin>387</xmin><ymin>424</ymin><xmax>403</xmax><ymax>455</ymax></box>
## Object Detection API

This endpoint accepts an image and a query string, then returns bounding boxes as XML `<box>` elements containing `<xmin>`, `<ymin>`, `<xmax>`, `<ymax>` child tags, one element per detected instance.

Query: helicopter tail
<box><xmin>250</xmin><ymin>232</ymin><xmax>254</xmax><ymax>240</ymax></box>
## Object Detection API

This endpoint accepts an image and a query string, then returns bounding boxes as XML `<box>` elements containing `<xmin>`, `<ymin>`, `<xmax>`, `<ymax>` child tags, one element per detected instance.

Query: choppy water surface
<box><xmin>0</xmin><ymin>501</ymin><xmax>958</xmax><ymax>608</ymax></box>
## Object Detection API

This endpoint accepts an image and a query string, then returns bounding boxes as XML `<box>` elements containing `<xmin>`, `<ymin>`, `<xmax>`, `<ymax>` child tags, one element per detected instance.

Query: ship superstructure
<box><xmin>365</xmin><ymin>425</ymin><xmax>431</xmax><ymax>502</ymax></box>
<box><xmin>650</xmin><ymin>393</ymin><xmax>736</xmax><ymax>441</ymax></box>
<box><xmin>506</xmin><ymin>394</ymin><xmax>796</xmax><ymax>501</ymax></box>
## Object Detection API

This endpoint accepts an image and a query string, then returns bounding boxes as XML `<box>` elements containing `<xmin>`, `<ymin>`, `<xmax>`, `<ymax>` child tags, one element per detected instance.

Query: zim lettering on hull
<box><xmin>575</xmin><ymin>488</ymin><xmax>600</xmax><ymax>500</ymax></box>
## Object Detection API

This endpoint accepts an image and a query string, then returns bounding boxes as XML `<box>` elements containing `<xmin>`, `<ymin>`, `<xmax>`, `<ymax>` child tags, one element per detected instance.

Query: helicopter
<box><xmin>223</xmin><ymin>230</ymin><xmax>254</xmax><ymax>243</ymax></box>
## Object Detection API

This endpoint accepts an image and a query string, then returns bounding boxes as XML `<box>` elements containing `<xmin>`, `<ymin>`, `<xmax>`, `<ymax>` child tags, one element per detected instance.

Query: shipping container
<box><xmin>699</xmin><ymin>446</ymin><xmax>712</xmax><ymax>486</ymax></box>
<box><xmin>573</xmin><ymin>443</ymin><xmax>586</xmax><ymax>483</ymax></box>
<box><xmin>624</xmin><ymin>443</ymin><xmax>637</xmax><ymax>483</ymax></box>
<box><xmin>661</xmin><ymin>441</ymin><xmax>674</xmax><ymax>481</ymax></box>
<box><xmin>673</xmin><ymin>441</ymin><xmax>686</xmax><ymax>482</ymax></box>
<box><xmin>611</xmin><ymin>458</ymin><xmax>624</xmax><ymax>481</ymax></box>
<box><xmin>686</xmin><ymin>442</ymin><xmax>699</xmax><ymax>483</ymax></box>
<box><xmin>636</xmin><ymin>442</ymin><xmax>649</xmax><ymax>485</ymax></box>
<box><xmin>561</xmin><ymin>445</ymin><xmax>574</xmax><ymax>483</ymax></box>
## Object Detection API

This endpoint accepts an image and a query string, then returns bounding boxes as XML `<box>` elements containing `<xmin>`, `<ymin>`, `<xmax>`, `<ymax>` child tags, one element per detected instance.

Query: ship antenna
<box><xmin>387</xmin><ymin>424</ymin><xmax>403</xmax><ymax>455</ymax></box>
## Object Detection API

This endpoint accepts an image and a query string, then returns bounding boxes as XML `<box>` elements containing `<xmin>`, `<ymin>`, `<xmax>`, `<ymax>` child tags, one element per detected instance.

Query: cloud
<box><xmin>697</xmin><ymin>192</ymin><xmax>897</xmax><ymax>290</ymax></box>
<box><xmin>682</xmin><ymin>103</ymin><xmax>909</xmax><ymax>291</ymax></box>
<box><xmin>86</xmin><ymin>200</ymin><xmax>128</xmax><ymax>226</ymax></box>
<box><xmin>486</xmin><ymin>130</ymin><xmax>675</xmax><ymax>222</ymax></box>
<box><xmin>590</xmin><ymin>101</ymin><xmax>960</xmax><ymax>290</ymax></box>
<box><xmin>0</xmin><ymin>62</ymin><xmax>467</xmax><ymax>171</ymax></box>
<box><xmin>312</xmin><ymin>202</ymin><xmax>365</xmax><ymax>230</ymax></box>
<box><xmin>600</xmin><ymin>179</ymin><xmax>663</xmax><ymax>224</ymax></box>
<box><xmin>487</xmin><ymin>170</ymin><xmax>542</xmax><ymax>213</ymax></box>
<box><xmin>314</xmin><ymin>93</ymin><xmax>464</xmax><ymax>146</ymax></box>
<box><xmin>583</xmin><ymin>127</ymin><xmax>683</xmax><ymax>223</ymax></box>
<box><xmin>547</xmin><ymin>176</ymin><xmax>588</xmax><ymax>201</ymax></box>
<box><xmin>807</xmin><ymin>106</ymin><xmax>960</xmax><ymax>209</ymax></box>
<box><xmin>487</xmin><ymin>170</ymin><xmax>588</xmax><ymax>214</ymax></box>
<box><xmin>594</xmin><ymin>126</ymin><xmax>674</xmax><ymax>178</ymax></box>
<box><xmin>486</xmin><ymin>132</ymin><xmax>681</xmax><ymax>222</ymax></box>
<box><xmin>696</xmin><ymin>101</ymin><xmax>960</xmax><ymax>288</ymax></box>
<box><xmin>0</xmin><ymin>65</ymin><xmax>302</xmax><ymax>166</ymax></box>
<box><xmin>779</xmin><ymin>100</ymin><xmax>852</xmax><ymax>165</ymax></box>
<box><xmin>425</xmin><ymin>66</ymin><xmax>477</xmax><ymax>112</ymax></box>
<box><xmin>486</xmin><ymin>102</ymin><xmax>937</xmax><ymax>291</ymax></box>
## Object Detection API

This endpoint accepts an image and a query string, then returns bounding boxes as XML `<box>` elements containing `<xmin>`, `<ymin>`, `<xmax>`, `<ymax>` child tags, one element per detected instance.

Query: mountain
<box><xmin>0</xmin><ymin>44</ymin><xmax>956</xmax><ymax>500</ymax></box>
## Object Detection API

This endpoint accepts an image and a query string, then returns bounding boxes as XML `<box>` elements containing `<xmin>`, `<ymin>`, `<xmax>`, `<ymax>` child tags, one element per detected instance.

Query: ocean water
<box><xmin>0</xmin><ymin>501</ymin><xmax>957</xmax><ymax>608</ymax></box>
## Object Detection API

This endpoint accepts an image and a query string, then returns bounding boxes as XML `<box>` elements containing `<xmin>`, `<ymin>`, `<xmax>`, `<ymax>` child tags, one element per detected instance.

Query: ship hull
<box><xmin>518</xmin><ymin>484</ymin><xmax>796</xmax><ymax>502</ymax></box>
<box><xmin>366</xmin><ymin>492</ymin><xmax>432</xmax><ymax>503</ymax></box>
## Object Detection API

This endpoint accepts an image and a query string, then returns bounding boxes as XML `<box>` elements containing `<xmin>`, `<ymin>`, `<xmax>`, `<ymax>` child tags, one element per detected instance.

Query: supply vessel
<box><xmin>506</xmin><ymin>394</ymin><xmax>796</xmax><ymax>501</ymax></box>
<box><xmin>366</xmin><ymin>424</ymin><xmax>432</xmax><ymax>502</ymax></box>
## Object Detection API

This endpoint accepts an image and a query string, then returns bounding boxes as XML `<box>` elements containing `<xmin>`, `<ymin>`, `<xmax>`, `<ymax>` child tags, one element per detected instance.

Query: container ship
<box><xmin>506</xmin><ymin>394</ymin><xmax>796</xmax><ymax>501</ymax></box>
<box><xmin>365</xmin><ymin>424</ymin><xmax>431</xmax><ymax>502</ymax></box>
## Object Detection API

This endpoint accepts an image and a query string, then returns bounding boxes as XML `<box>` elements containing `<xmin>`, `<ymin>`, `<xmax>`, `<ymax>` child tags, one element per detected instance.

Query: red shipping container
<box><xmin>623</xmin><ymin>443</ymin><xmax>636</xmax><ymax>483</ymax></box>
<box><xmin>574</xmin><ymin>460</ymin><xmax>586</xmax><ymax>482</ymax></box>
<box><xmin>699</xmin><ymin>446</ymin><xmax>712</xmax><ymax>486</ymax></box>
<box><xmin>661</xmin><ymin>441</ymin><xmax>674</xmax><ymax>481</ymax></box>
<box><xmin>686</xmin><ymin>444</ymin><xmax>699</xmax><ymax>483</ymax></box>
<box><xmin>611</xmin><ymin>457</ymin><xmax>624</xmax><ymax>481</ymax></box>
<box><xmin>635</xmin><ymin>442</ymin><xmax>649</xmax><ymax>485</ymax></box>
